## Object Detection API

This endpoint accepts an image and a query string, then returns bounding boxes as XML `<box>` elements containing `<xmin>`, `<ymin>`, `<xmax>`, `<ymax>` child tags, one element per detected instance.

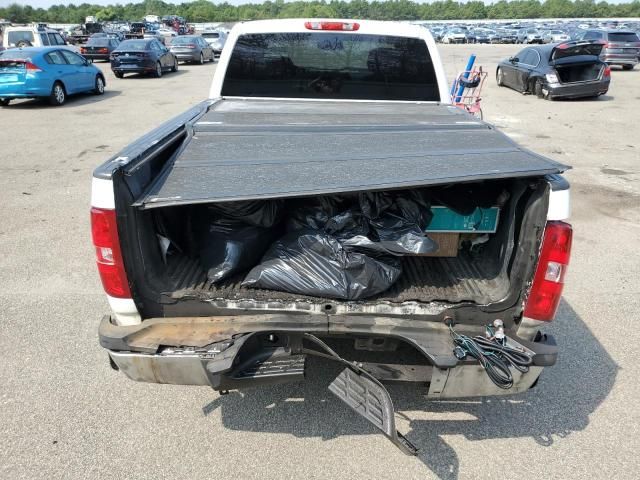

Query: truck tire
<box><xmin>0</xmin><ymin>98</ymin><xmax>10</xmax><ymax>106</ymax></box>
<box><xmin>94</xmin><ymin>75</ymin><xmax>105</xmax><ymax>95</ymax></box>
<box><xmin>622</xmin><ymin>64</ymin><xmax>634</xmax><ymax>71</ymax></box>
<box><xmin>49</xmin><ymin>82</ymin><xmax>66</xmax><ymax>106</ymax></box>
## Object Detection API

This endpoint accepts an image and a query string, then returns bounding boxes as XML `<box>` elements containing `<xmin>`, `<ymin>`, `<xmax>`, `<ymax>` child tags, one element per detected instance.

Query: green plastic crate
<box><xmin>425</xmin><ymin>206</ymin><xmax>500</xmax><ymax>233</ymax></box>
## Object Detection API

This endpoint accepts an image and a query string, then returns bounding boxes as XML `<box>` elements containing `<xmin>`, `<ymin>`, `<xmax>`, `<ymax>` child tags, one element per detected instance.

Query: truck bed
<box><xmin>163</xmin><ymin>249</ymin><xmax>509</xmax><ymax>307</ymax></box>
<box><xmin>133</xmin><ymin>99</ymin><xmax>568</xmax><ymax>209</ymax></box>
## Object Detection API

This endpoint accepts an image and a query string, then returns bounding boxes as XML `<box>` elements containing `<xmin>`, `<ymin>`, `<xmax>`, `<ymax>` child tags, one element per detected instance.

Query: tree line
<box><xmin>2</xmin><ymin>0</ymin><xmax>640</xmax><ymax>25</ymax></box>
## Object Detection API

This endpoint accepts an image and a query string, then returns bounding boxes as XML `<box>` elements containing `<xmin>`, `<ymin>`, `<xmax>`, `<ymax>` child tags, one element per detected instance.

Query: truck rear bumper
<box><xmin>100</xmin><ymin>314</ymin><xmax>558</xmax><ymax>398</ymax></box>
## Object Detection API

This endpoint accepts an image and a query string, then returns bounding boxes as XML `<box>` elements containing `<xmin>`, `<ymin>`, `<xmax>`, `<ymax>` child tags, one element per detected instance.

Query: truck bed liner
<box><xmin>134</xmin><ymin>99</ymin><xmax>568</xmax><ymax>209</ymax></box>
<box><xmin>163</xmin><ymin>250</ymin><xmax>509</xmax><ymax>306</ymax></box>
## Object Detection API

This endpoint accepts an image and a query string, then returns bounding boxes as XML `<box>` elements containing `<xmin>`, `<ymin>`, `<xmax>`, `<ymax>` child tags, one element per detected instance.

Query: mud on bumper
<box><xmin>99</xmin><ymin>314</ymin><xmax>558</xmax><ymax>398</ymax></box>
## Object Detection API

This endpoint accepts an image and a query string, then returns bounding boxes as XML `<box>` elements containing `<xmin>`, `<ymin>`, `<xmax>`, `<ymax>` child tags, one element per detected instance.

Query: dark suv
<box><xmin>580</xmin><ymin>29</ymin><xmax>639</xmax><ymax>69</ymax></box>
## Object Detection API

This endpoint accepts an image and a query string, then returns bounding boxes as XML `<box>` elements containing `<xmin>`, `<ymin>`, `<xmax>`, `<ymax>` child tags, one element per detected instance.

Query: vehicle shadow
<box><xmin>4</xmin><ymin>89</ymin><xmax>121</xmax><ymax>109</ymax></box>
<box><xmin>553</xmin><ymin>94</ymin><xmax>614</xmax><ymax>102</ymax></box>
<box><xmin>201</xmin><ymin>299</ymin><xmax>617</xmax><ymax>479</ymax></box>
<box><xmin>113</xmin><ymin>69</ymin><xmax>187</xmax><ymax>80</ymax></box>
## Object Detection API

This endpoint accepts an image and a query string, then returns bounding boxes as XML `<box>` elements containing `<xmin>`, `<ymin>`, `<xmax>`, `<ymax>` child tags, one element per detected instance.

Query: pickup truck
<box><xmin>92</xmin><ymin>19</ymin><xmax>571</xmax><ymax>454</ymax></box>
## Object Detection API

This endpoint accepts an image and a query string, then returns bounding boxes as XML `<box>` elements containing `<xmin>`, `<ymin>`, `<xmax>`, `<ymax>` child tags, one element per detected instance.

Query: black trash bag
<box><xmin>430</xmin><ymin>183</ymin><xmax>506</xmax><ymax>215</ymax></box>
<box><xmin>287</xmin><ymin>196</ymin><xmax>352</xmax><ymax>231</ymax></box>
<box><xmin>199</xmin><ymin>221</ymin><xmax>276</xmax><ymax>283</ymax></box>
<box><xmin>356</xmin><ymin>191</ymin><xmax>437</xmax><ymax>255</ymax></box>
<box><xmin>242</xmin><ymin>230</ymin><xmax>401</xmax><ymax>300</ymax></box>
<box><xmin>206</xmin><ymin>199</ymin><xmax>283</xmax><ymax>228</ymax></box>
<box><xmin>324</xmin><ymin>207</ymin><xmax>371</xmax><ymax>240</ymax></box>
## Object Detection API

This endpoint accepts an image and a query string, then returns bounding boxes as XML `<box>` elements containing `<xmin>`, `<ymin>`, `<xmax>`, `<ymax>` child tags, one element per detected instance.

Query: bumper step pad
<box><xmin>329</xmin><ymin>367</ymin><xmax>418</xmax><ymax>455</ymax></box>
<box><xmin>234</xmin><ymin>355</ymin><xmax>306</xmax><ymax>380</ymax></box>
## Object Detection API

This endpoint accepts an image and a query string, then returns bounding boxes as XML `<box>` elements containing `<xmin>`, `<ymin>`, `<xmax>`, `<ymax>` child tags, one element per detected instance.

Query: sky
<box><xmin>0</xmin><ymin>0</ymin><xmax>633</xmax><ymax>9</ymax></box>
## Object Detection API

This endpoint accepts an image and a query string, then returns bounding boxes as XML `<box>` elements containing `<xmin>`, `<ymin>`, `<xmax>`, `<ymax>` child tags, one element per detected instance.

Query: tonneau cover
<box><xmin>134</xmin><ymin>99</ymin><xmax>569</xmax><ymax>209</ymax></box>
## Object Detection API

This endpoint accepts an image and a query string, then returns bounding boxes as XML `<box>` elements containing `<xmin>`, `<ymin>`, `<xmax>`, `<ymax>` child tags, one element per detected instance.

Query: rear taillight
<box><xmin>80</xmin><ymin>47</ymin><xmax>87</xmax><ymax>54</ymax></box>
<box><xmin>603</xmin><ymin>65</ymin><xmax>611</xmax><ymax>78</ymax></box>
<box><xmin>304</xmin><ymin>21</ymin><xmax>360</xmax><ymax>31</ymax></box>
<box><xmin>91</xmin><ymin>207</ymin><xmax>131</xmax><ymax>298</ymax></box>
<box><xmin>99</xmin><ymin>48</ymin><xmax>108</xmax><ymax>53</ymax></box>
<box><xmin>524</xmin><ymin>221</ymin><xmax>573</xmax><ymax>321</ymax></box>
<box><xmin>25</xmin><ymin>62</ymin><xmax>42</xmax><ymax>72</ymax></box>
<box><xmin>185</xmin><ymin>44</ymin><xmax>196</xmax><ymax>49</ymax></box>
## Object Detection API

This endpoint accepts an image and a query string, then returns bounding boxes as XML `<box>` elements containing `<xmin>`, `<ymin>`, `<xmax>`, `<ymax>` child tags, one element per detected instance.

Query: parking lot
<box><xmin>1</xmin><ymin>43</ymin><xmax>639</xmax><ymax>479</ymax></box>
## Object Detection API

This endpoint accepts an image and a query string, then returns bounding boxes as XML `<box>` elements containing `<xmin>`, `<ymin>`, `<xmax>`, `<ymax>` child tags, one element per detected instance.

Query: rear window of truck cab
<box><xmin>221</xmin><ymin>32</ymin><xmax>440</xmax><ymax>101</ymax></box>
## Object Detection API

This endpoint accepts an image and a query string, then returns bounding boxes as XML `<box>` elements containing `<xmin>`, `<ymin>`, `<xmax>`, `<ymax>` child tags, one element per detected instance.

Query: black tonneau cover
<box><xmin>134</xmin><ymin>99</ymin><xmax>569</xmax><ymax>209</ymax></box>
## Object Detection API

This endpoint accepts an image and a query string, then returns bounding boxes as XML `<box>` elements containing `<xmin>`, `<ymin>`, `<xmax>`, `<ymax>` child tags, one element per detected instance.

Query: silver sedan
<box><xmin>169</xmin><ymin>35</ymin><xmax>214</xmax><ymax>64</ymax></box>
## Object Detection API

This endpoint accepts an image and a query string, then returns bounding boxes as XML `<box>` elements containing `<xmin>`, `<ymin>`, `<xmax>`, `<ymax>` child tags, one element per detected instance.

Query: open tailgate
<box><xmin>133</xmin><ymin>100</ymin><xmax>569</xmax><ymax>209</ymax></box>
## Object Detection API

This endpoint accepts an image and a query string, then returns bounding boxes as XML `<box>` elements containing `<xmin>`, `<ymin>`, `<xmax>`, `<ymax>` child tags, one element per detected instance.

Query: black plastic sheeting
<box><xmin>287</xmin><ymin>191</ymin><xmax>437</xmax><ymax>256</ymax></box>
<box><xmin>242</xmin><ymin>231</ymin><xmax>402</xmax><ymax>300</ymax></box>
<box><xmin>197</xmin><ymin>200</ymin><xmax>282</xmax><ymax>283</ymax></box>
<box><xmin>241</xmin><ymin>191</ymin><xmax>437</xmax><ymax>299</ymax></box>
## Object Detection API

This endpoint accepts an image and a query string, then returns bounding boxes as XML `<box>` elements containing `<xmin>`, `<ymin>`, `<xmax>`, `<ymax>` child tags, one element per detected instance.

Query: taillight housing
<box><xmin>91</xmin><ymin>207</ymin><xmax>131</xmax><ymax>298</ymax></box>
<box><xmin>603</xmin><ymin>65</ymin><xmax>611</xmax><ymax>78</ymax></box>
<box><xmin>524</xmin><ymin>221</ymin><xmax>573</xmax><ymax>321</ymax></box>
<box><xmin>304</xmin><ymin>21</ymin><xmax>360</xmax><ymax>31</ymax></box>
<box><xmin>25</xmin><ymin>61</ymin><xmax>42</xmax><ymax>72</ymax></box>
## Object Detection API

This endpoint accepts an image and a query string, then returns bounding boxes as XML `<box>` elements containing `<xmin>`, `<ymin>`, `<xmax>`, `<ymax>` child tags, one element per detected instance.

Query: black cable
<box><xmin>449</xmin><ymin>325</ymin><xmax>533</xmax><ymax>390</ymax></box>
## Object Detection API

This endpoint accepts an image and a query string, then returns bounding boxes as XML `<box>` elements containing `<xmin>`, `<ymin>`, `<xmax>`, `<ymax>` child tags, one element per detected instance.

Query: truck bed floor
<box><xmin>162</xmin><ymin>251</ymin><xmax>508</xmax><ymax>306</ymax></box>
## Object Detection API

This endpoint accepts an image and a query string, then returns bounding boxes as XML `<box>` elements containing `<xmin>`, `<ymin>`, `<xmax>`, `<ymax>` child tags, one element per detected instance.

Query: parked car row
<box><xmin>0</xmin><ymin>31</ymin><xmax>221</xmax><ymax>106</ymax></box>
<box><xmin>422</xmin><ymin>19</ymin><xmax>640</xmax><ymax>50</ymax></box>
<box><xmin>423</xmin><ymin>21</ymin><xmax>640</xmax><ymax>71</ymax></box>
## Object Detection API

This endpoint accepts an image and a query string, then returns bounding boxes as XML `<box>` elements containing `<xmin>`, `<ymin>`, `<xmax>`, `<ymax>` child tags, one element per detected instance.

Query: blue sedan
<box><xmin>0</xmin><ymin>47</ymin><xmax>106</xmax><ymax>106</ymax></box>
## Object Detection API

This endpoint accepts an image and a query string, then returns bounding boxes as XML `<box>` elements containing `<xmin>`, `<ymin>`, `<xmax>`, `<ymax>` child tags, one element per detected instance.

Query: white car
<box><xmin>2</xmin><ymin>24</ymin><xmax>67</xmax><ymax>49</ymax></box>
<box><xmin>441</xmin><ymin>28</ymin><xmax>467</xmax><ymax>44</ymax></box>
<box><xmin>201</xmin><ymin>30</ymin><xmax>227</xmax><ymax>56</ymax></box>
<box><xmin>544</xmin><ymin>30</ymin><xmax>571</xmax><ymax>43</ymax></box>
<box><xmin>156</xmin><ymin>27</ymin><xmax>177</xmax><ymax>37</ymax></box>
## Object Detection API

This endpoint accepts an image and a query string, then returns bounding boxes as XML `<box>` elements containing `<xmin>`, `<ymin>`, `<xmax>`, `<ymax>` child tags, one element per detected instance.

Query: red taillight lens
<box><xmin>80</xmin><ymin>47</ymin><xmax>87</xmax><ymax>53</ymax></box>
<box><xmin>91</xmin><ymin>207</ymin><xmax>131</xmax><ymax>298</ymax></box>
<box><xmin>524</xmin><ymin>221</ymin><xmax>573</xmax><ymax>321</ymax></box>
<box><xmin>603</xmin><ymin>65</ymin><xmax>611</xmax><ymax>77</ymax></box>
<box><xmin>25</xmin><ymin>61</ymin><xmax>42</xmax><ymax>72</ymax></box>
<box><xmin>186</xmin><ymin>44</ymin><xmax>196</xmax><ymax>49</ymax></box>
<box><xmin>304</xmin><ymin>21</ymin><xmax>360</xmax><ymax>31</ymax></box>
<box><xmin>99</xmin><ymin>48</ymin><xmax>108</xmax><ymax>53</ymax></box>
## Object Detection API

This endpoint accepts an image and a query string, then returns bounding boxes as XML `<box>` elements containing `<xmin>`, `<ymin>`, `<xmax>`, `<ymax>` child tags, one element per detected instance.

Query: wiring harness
<box><xmin>449</xmin><ymin>323</ymin><xmax>533</xmax><ymax>389</ymax></box>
